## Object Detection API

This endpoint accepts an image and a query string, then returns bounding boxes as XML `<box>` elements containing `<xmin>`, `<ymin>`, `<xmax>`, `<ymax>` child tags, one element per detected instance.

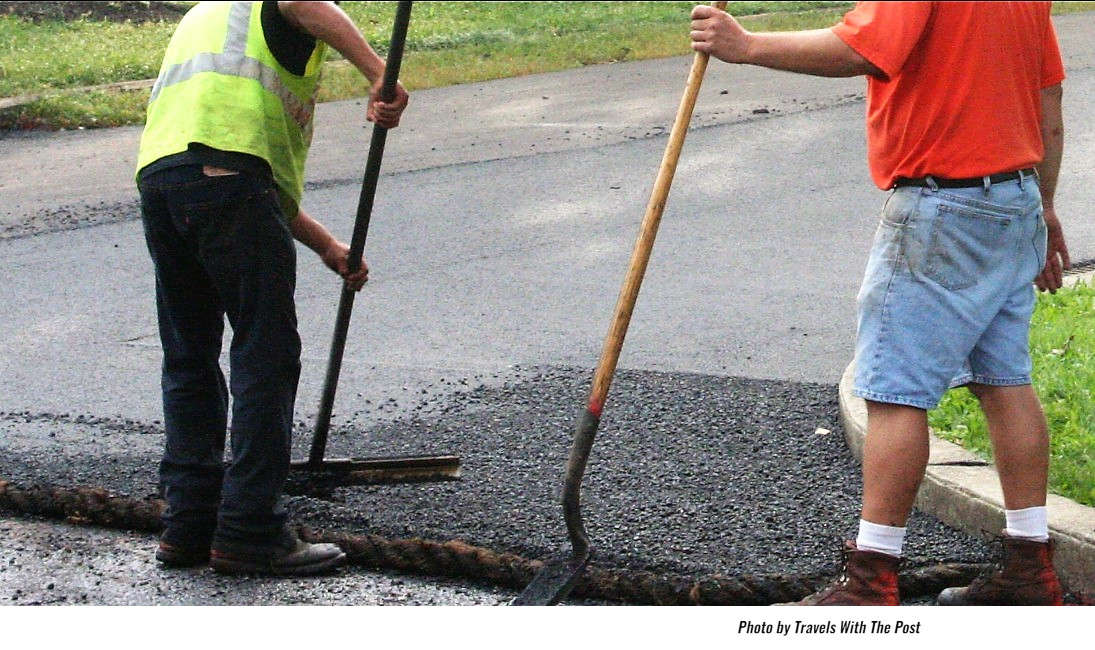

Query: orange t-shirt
<box><xmin>831</xmin><ymin>1</ymin><xmax>1065</xmax><ymax>190</ymax></box>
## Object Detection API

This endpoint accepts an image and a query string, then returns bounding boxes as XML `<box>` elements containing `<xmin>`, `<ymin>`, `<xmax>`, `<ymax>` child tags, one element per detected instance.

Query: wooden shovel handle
<box><xmin>586</xmin><ymin>0</ymin><xmax>728</xmax><ymax>415</ymax></box>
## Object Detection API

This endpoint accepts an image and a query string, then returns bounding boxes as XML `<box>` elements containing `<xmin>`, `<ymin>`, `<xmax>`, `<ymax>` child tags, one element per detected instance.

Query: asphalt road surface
<box><xmin>1</xmin><ymin>11</ymin><xmax>1093</xmax><ymax>622</ymax></box>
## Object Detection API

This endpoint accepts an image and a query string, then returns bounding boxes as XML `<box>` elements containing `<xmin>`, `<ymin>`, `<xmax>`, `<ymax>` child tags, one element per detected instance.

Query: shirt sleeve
<box><xmin>830</xmin><ymin>1</ymin><xmax>934</xmax><ymax>80</ymax></box>
<box><xmin>1041</xmin><ymin>17</ymin><xmax>1066</xmax><ymax>88</ymax></box>
<box><xmin>261</xmin><ymin>0</ymin><xmax>318</xmax><ymax>77</ymax></box>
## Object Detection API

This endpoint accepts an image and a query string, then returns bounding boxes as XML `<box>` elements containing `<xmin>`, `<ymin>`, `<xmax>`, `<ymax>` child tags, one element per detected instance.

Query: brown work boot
<box><xmin>783</xmin><ymin>541</ymin><xmax>900</xmax><ymax>605</ymax></box>
<box><xmin>937</xmin><ymin>535</ymin><xmax>1062</xmax><ymax>606</ymax></box>
<box><xmin>210</xmin><ymin>528</ymin><xmax>346</xmax><ymax>577</ymax></box>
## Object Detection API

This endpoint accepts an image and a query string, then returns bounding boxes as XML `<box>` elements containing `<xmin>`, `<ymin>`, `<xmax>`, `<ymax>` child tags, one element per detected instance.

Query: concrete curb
<box><xmin>0</xmin><ymin>79</ymin><xmax>156</xmax><ymax>111</ymax></box>
<box><xmin>838</xmin><ymin>359</ymin><xmax>1095</xmax><ymax>595</ymax></box>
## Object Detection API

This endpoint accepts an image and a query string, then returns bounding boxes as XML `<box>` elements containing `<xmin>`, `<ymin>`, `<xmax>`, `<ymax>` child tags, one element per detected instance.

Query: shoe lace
<box><xmin>799</xmin><ymin>542</ymin><xmax>852</xmax><ymax>603</ymax></box>
<box><xmin>805</xmin><ymin>541</ymin><xmax>875</xmax><ymax>604</ymax></box>
<box><xmin>830</xmin><ymin>540</ymin><xmax>854</xmax><ymax>585</ymax></box>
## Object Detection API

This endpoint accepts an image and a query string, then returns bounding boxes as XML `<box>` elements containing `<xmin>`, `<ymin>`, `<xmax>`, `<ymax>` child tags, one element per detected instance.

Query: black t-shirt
<box><xmin>261</xmin><ymin>0</ymin><xmax>318</xmax><ymax>76</ymax></box>
<box><xmin>139</xmin><ymin>2</ymin><xmax>320</xmax><ymax>181</ymax></box>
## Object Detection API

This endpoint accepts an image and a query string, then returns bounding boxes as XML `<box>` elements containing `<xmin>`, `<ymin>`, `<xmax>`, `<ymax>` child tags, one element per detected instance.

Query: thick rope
<box><xmin>0</xmin><ymin>479</ymin><xmax>1071</xmax><ymax>605</ymax></box>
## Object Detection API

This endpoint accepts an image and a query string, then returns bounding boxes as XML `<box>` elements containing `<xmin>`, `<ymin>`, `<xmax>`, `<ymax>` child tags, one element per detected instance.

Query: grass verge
<box><xmin>929</xmin><ymin>279</ymin><xmax>1095</xmax><ymax>507</ymax></box>
<box><xmin>2</xmin><ymin>2</ymin><xmax>856</xmax><ymax>130</ymax></box>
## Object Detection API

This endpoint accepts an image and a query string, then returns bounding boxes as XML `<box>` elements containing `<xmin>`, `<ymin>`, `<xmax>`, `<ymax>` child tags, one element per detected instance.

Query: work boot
<box><xmin>155</xmin><ymin>526</ymin><xmax>214</xmax><ymax>568</ymax></box>
<box><xmin>937</xmin><ymin>535</ymin><xmax>1063</xmax><ymax>606</ymax></box>
<box><xmin>783</xmin><ymin>541</ymin><xmax>900</xmax><ymax>605</ymax></box>
<box><xmin>210</xmin><ymin>528</ymin><xmax>347</xmax><ymax>577</ymax></box>
<box><xmin>155</xmin><ymin>540</ymin><xmax>211</xmax><ymax>568</ymax></box>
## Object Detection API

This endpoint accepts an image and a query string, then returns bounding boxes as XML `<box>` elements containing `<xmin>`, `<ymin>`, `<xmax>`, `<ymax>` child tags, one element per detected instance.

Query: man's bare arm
<box><xmin>690</xmin><ymin>5</ymin><xmax>882</xmax><ymax>78</ymax></box>
<box><xmin>278</xmin><ymin>1</ymin><xmax>408</xmax><ymax>127</ymax></box>
<box><xmin>1035</xmin><ymin>83</ymin><xmax>1070</xmax><ymax>293</ymax></box>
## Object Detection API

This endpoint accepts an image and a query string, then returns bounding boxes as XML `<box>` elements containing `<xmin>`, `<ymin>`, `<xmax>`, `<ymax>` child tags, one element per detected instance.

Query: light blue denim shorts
<box><xmin>853</xmin><ymin>175</ymin><xmax>1047</xmax><ymax>410</ymax></box>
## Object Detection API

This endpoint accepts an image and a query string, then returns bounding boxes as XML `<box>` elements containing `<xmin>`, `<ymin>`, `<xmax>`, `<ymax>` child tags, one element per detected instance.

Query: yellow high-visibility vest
<box><xmin>137</xmin><ymin>2</ymin><xmax>328</xmax><ymax>212</ymax></box>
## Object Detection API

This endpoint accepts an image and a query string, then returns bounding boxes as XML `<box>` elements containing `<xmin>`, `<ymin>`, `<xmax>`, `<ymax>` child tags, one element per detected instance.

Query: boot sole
<box><xmin>937</xmin><ymin>586</ymin><xmax>1061</xmax><ymax>606</ymax></box>
<box><xmin>209</xmin><ymin>551</ymin><xmax>348</xmax><ymax>577</ymax></box>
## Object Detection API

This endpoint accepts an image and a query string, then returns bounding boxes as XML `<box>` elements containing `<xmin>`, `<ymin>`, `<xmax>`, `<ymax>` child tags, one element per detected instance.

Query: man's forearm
<box><xmin>1037</xmin><ymin>84</ymin><xmax>1064</xmax><ymax>209</ymax></box>
<box><xmin>288</xmin><ymin>209</ymin><xmax>335</xmax><ymax>257</ymax></box>
<box><xmin>744</xmin><ymin>29</ymin><xmax>881</xmax><ymax>78</ymax></box>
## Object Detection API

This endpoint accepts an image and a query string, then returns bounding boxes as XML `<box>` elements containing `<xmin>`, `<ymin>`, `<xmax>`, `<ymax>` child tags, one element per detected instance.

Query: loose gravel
<box><xmin>0</xmin><ymin>365</ymin><xmax>997</xmax><ymax>587</ymax></box>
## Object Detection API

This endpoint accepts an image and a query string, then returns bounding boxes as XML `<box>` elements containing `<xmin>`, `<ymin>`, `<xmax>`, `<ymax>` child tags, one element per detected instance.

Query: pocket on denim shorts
<box><xmin>922</xmin><ymin>203</ymin><xmax>1012</xmax><ymax>290</ymax></box>
<box><xmin>865</xmin><ymin>189</ymin><xmax>917</xmax><ymax>261</ymax></box>
<box><xmin>881</xmin><ymin>188</ymin><xmax>919</xmax><ymax>227</ymax></box>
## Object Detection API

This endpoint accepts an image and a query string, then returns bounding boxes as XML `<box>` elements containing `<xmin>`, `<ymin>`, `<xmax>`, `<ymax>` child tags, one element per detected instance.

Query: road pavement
<box><xmin>0</xmin><ymin>10</ymin><xmax>1092</xmax><ymax>616</ymax></box>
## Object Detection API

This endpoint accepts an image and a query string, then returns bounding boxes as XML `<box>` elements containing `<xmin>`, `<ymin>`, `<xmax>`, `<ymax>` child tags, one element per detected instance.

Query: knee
<box><xmin>966</xmin><ymin>383</ymin><xmax>988</xmax><ymax>402</ymax></box>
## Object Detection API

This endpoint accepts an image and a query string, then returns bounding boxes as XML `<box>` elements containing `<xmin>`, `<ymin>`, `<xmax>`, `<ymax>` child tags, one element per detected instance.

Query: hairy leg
<box><xmin>968</xmin><ymin>383</ymin><xmax>1049</xmax><ymax>510</ymax></box>
<box><xmin>861</xmin><ymin>401</ymin><xmax>930</xmax><ymax>527</ymax></box>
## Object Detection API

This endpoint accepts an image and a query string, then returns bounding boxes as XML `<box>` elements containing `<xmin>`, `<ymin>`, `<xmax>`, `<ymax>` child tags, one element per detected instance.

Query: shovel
<box><xmin>512</xmin><ymin>2</ymin><xmax>726</xmax><ymax>605</ymax></box>
<box><xmin>291</xmin><ymin>0</ymin><xmax>460</xmax><ymax>485</ymax></box>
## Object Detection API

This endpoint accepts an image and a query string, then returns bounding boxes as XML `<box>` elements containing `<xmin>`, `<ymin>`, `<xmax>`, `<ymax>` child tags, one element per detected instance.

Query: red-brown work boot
<box><xmin>783</xmin><ymin>541</ymin><xmax>900</xmax><ymax>605</ymax></box>
<box><xmin>937</xmin><ymin>535</ymin><xmax>1062</xmax><ymax>606</ymax></box>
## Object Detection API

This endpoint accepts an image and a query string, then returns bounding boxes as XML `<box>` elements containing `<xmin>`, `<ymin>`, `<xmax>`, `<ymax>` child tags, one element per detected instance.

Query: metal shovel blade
<box><xmin>512</xmin><ymin>408</ymin><xmax>598</xmax><ymax>605</ymax></box>
<box><xmin>511</xmin><ymin>550</ymin><xmax>590</xmax><ymax>606</ymax></box>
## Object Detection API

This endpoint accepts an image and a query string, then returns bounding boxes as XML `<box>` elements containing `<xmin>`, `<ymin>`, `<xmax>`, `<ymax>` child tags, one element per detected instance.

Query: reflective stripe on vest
<box><xmin>138</xmin><ymin>2</ymin><xmax>328</xmax><ymax>211</ymax></box>
<box><xmin>147</xmin><ymin>2</ymin><xmax>313</xmax><ymax>129</ymax></box>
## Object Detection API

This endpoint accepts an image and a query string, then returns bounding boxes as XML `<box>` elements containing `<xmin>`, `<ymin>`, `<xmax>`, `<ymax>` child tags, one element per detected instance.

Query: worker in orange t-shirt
<box><xmin>691</xmin><ymin>2</ymin><xmax>1070</xmax><ymax>606</ymax></box>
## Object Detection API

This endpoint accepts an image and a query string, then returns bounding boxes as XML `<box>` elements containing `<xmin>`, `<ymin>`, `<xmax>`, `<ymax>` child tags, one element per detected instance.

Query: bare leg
<box><xmin>968</xmin><ymin>383</ymin><xmax>1049</xmax><ymax>510</ymax></box>
<box><xmin>936</xmin><ymin>385</ymin><xmax>1060</xmax><ymax>606</ymax></box>
<box><xmin>861</xmin><ymin>401</ymin><xmax>930</xmax><ymax>527</ymax></box>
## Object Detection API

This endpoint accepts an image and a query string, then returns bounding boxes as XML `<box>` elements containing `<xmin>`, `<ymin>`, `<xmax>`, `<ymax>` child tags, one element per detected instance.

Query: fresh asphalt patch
<box><xmin>0</xmin><ymin>365</ymin><xmax>996</xmax><ymax>583</ymax></box>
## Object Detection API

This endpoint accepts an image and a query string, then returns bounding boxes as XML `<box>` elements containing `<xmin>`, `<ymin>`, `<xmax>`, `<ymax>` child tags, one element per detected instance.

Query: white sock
<box><xmin>1005</xmin><ymin>506</ymin><xmax>1049</xmax><ymax>542</ymax></box>
<box><xmin>856</xmin><ymin>519</ymin><xmax>905</xmax><ymax>558</ymax></box>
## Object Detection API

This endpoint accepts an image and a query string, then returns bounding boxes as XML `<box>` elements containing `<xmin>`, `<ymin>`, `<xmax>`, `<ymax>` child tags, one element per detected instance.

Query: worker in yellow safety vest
<box><xmin>136</xmin><ymin>1</ymin><xmax>408</xmax><ymax>577</ymax></box>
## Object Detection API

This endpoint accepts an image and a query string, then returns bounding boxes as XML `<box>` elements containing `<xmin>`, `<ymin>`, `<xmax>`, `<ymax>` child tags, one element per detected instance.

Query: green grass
<box><xmin>0</xmin><ymin>18</ymin><xmax>171</xmax><ymax>96</ymax></box>
<box><xmin>929</xmin><ymin>280</ymin><xmax>1095</xmax><ymax>507</ymax></box>
<box><xmin>2</xmin><ymin>1</ymin><xmax>856</xmax><ymax>130</ymax></box>
<box><xmin>322</xmin><ymin>1</ymin><xmax>856</xmax><ymax>99</ymax></box>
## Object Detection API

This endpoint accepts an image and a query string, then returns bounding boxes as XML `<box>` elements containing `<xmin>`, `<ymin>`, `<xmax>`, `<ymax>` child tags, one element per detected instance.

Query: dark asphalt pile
<box><xmin>0</xmin><ymin>366</ymin><xmax>996</xmax><ymax>588</ymax></box>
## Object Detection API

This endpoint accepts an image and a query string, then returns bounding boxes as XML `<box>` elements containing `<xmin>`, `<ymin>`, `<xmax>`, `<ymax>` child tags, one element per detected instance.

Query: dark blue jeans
<box><xmin>139</xmin><ymin>165</ymin><xmax>301</xmax><ymax>551</ymax></box>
